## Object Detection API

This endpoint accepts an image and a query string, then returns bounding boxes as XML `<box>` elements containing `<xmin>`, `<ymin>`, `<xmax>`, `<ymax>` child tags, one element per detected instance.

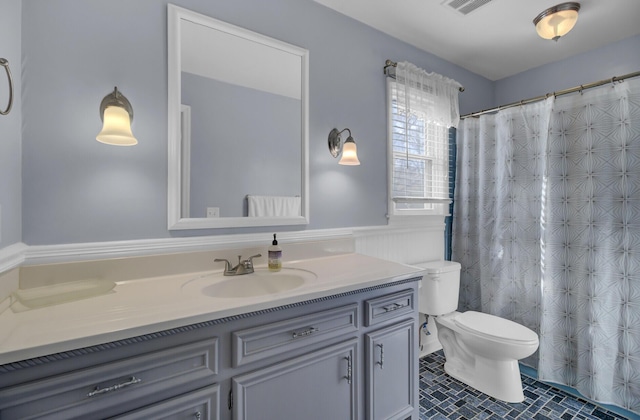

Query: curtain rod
<box><xmin>461</xmin><ymin>70</ymin><xmax>640</xmax><ymax>119</ymax></box>
<box><xmin>384</xmin><ymin>59</ymin><xmax>465</xmax><ymax>92</ymax></box>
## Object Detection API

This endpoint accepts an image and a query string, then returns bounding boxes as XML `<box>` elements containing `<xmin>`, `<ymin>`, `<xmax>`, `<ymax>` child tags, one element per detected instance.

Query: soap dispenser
<box><xmin>268</xmin><ymin>233</ymin><xmax>282</xmax><ymax>272</ymax></box>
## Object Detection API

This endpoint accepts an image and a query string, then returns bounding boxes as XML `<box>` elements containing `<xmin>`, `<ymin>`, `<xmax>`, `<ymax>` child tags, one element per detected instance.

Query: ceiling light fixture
<box><xmin>533</xmin><ymin>2</ymin><xmax>580</xmax><ymax>42</ymax></box>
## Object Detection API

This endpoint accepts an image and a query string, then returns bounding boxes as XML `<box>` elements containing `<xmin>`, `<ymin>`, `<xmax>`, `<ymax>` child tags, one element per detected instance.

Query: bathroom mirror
<box><xmin>167</xmin><ymin>4</ymin><xmax>309</xmax><ymax>230</ymax></box>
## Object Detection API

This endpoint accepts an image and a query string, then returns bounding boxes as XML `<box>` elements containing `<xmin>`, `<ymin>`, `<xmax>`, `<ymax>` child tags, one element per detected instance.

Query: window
<box><xmin>387</xmin><ymin>78</ymin><xmax>453</xmax><ymax>217</ymax></box>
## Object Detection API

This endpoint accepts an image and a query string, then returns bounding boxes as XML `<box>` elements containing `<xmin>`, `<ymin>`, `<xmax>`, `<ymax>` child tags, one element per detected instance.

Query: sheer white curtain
<box><xmin>394</xmin><ymin>62</ymin><xmax>461</xmax><ymax>128</ymax></box>
<box><xmin>390</xmin><ymin>62</ymin><xmax>462</xmax><ymax>208</ymax></box>
<box><xmin>453</xmin><ymin>78</ymin><xmax>640</xmax><ymax>414</ymax></box>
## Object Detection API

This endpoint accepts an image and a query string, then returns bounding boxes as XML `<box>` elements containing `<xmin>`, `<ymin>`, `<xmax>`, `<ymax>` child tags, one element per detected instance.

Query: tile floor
<box><xmin>419</xmin><ymin>350</ymin><xmax>634</xmax><ymax>420</ymax></box>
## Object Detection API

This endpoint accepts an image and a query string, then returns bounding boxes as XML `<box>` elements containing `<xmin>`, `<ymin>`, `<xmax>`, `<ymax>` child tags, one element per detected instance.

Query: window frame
<box><xmin>386</xmin><ymin>78</ymin><xmax>450</xmax><ymax>220</ymax></box>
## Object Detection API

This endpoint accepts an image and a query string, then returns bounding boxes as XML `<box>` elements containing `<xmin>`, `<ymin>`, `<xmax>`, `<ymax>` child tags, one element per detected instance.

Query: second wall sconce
<box><xmin>328</xmin><ymin>128</ymin><xmax>360</xmax><ymax>166</ymax></box>
<box><xmin>96</xmin><ymin>87</ymin><xmax>138</xmax><ymax>146</ymax></box>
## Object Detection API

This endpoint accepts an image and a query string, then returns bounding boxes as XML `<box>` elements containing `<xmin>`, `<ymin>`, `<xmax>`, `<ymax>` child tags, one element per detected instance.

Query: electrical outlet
<box><xmin>206</xmin><ymin>207</ymin><xmax>220</xmax><ymax>218</ymax></box>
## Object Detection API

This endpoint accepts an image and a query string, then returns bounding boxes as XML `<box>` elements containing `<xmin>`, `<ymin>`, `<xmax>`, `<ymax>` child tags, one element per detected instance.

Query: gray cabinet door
<box><xmin>366</xmin><ymin>319</ymin><xmax>416</xmax><ymax>420</ymax></box>
<box><xmin>232</xmin><ymin>339</ymin><xmax>358</xmax><ymax>420</ymax></box>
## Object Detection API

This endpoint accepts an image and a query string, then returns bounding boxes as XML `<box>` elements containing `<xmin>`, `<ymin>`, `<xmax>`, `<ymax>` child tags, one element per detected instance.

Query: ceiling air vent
<box><xmin>442</xmin><ymin>0</ymin><xmax>494</xmax><ymax>15</ymax></box>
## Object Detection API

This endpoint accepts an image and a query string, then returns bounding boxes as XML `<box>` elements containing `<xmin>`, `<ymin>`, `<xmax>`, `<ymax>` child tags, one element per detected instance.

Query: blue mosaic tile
<box><xmin>419</xmin><ymin>350</ymin><xmax>633</xmax><ymax>420</ymax></box>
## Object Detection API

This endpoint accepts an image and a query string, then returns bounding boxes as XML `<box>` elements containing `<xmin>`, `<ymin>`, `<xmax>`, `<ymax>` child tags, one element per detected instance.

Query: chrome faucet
<box><xmin>214</xmin><ymin>254</ymin><xmax>262</xmax><ymax>276</ymax></box>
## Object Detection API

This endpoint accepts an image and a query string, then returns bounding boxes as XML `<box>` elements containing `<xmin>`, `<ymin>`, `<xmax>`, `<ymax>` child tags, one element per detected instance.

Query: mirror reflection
<box><xmin>168</xmin><ymin>5</ymin><xmax>309</xmax><ymax>230</ymax></box>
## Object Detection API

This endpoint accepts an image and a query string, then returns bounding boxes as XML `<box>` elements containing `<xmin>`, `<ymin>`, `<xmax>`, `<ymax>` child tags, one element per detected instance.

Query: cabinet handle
<box><xmin>292</xmin><ymin>326</ymin><xmax>318</xmax><ymax>339</ymax></box>
<box><xmin>343</xmin><ymin>355</ymin><xmax>353</xmax><ymax>385</ymax></box>
<box><xmin>194</xmin><ymin>411</ymin><xmax>201</xmax><ymax>420</ymax></box>
<box><xmin>377</xmin><ymin>343</ymin><xmax>384</xmax><ymax>369</ymax></box>
<box><xmin>87</xmin><ymin>376</ymin><xmax>142</xmax><ymax>397</ymax></box>
<box><xmin>383</xmin><ymin>302</ymin><xmax>407</xmax><ymax>312</ymax></box>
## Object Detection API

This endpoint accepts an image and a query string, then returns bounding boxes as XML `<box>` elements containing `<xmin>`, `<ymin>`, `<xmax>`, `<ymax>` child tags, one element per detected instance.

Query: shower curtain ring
<box><xmin>0</xmin><ymin>58</ymin><xmax>14</xmax><ymax>116</ymax></box>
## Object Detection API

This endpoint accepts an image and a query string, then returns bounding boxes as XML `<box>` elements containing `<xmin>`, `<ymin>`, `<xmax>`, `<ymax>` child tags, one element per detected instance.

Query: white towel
<box><xmin>247</xmin><ymin>195</ymin><xmax>301</xmax><ymax>217</ymax></box>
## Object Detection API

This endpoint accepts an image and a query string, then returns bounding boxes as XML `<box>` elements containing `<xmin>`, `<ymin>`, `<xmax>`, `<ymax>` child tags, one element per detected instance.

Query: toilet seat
<box><xmin>454</xmin><ymin>311</ymin><xmax>538</xmax><ymax>345</ymax></box>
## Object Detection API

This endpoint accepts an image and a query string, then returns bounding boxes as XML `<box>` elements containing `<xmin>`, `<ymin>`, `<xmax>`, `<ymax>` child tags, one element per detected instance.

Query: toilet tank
<box><xmin>415</xmin><ymin>261</ymin><xmax>461</xmax><ymax>316</ymax></box>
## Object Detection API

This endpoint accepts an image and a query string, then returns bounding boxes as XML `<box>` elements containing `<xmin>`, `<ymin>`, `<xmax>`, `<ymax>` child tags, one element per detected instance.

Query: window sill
<box><xmin>387</xmin><ymin>214</ymin><xmax>449</xmax><ymax>227</ymax></box>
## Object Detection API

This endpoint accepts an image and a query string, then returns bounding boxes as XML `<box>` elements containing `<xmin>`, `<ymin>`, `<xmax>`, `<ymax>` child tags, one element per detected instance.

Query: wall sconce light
<box><xmin>533</xmin><ymin>2</ymin><xmax>580</xmax><ymax>42</ymax></box>
<box><xmin>96</xmin><ymin>87</ymin><xmax>138</xmax><ymax>146</ymax></box>
<box><xmin>328</xmin><ymin>128</ymin><xmax>360</xmax><ymax>166</ymax></box>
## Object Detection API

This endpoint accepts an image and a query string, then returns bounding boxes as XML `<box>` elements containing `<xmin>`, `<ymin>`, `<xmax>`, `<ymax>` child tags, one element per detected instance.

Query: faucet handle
<box><xmin>243</xmin><ymin>254</ymin><xmax>262</xmax><ymax>268</ymax></box>
<box><xmin>214</xmin><ymin>258</ymin><xmax>232</xmax><ymax>272</ymax></box>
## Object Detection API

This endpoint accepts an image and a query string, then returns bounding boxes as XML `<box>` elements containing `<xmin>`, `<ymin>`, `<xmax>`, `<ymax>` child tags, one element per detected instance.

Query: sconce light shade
<box><xmin>96</xmin><ymin>87</ymin><xmax>138</xmax><ymax>146</ymax></box>
<box><xmin>533</xmin><ymin>2</ymin><xmax>580</xmax><ymax>41</ymax></box>
<box><xmin>328</xmin><ymin>128</ymin><xmax>361</xmax><ymax>166</ymax></box>
<box><xmin>339</xmin><ymin>136</ymin><xmax>360</xmax><ymax>165</ymax></box>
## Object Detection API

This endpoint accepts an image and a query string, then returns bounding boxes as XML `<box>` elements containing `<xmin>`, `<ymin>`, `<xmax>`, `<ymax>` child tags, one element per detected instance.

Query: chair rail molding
<box><xmin>0</xmin><ymin>219</ymin><xmax>446</xmax><ymax>269</ymax></box>
<box><xmin>0</xmin><ymin>242</ymin><xmax>27</xmax><ymax>273</ymax></box>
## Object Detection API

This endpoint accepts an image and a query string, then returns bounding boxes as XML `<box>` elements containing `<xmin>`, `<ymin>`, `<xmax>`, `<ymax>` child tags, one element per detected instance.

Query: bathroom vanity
<box><xmin>0</xmin><ymin>253</ymin><xmax>422</xmax><ymax>420</ymax></box>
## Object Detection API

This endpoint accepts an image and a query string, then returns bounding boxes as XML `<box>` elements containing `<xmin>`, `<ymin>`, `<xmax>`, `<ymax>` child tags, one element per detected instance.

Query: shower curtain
<box><xmin>453</xmin><ymin>78</ymin><xmax>640</xmax><ymax>414</ymax></box>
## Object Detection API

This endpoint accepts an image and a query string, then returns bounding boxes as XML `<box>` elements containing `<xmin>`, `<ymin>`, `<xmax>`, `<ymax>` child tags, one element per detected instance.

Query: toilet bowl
<box><xmin>434</xmin><ymin>310</ymin><xmax>538</xmax><ymax>402</ymax></box>
<box><xmin>416</xmin><ymin>261</ymin><xmax>539</xmax><ymax>403</ymax></box>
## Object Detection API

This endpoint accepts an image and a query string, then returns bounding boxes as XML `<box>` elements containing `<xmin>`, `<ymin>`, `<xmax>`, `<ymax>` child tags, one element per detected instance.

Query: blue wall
<box><xmin>12</xmin><ymin>0</ymin><xmax>639</xmax><ymax>246</ymax></box>
<box><xmin>19</xmin><ymin>0</ymin><xmax>493</xmax><ymax>245</ymax></box>
<box><xmin>495</xmin><ymin>34</ymin><xmax>640</xmax><ymax>106</ymax></box>
<box><xmin>0</xmin><ymin>0</ymin><xmax>22</xmax><ymax>249</ymax></box>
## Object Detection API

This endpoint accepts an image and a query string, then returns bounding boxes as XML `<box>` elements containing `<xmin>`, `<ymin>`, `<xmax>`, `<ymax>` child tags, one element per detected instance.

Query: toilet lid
<box><xmin>454</xmin><ymin>311</ymin><xmax>538</xmax><ymax>344</ymax></box>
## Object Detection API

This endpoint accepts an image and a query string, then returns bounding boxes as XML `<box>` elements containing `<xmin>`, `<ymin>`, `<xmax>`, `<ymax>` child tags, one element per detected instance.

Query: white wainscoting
<box><xmin>0</xmin><ymin>218</ymin><xmax>445</xmax><ymax>272</ymax></box>
<box><xmin>354</xmin><ymin>217</ymin><xmax>446</xmax><ymax>265</ymax></box>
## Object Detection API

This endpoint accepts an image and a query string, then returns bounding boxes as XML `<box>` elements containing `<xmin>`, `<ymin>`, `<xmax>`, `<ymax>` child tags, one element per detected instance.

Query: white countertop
<box><xmin>0</xmin><ymin>253</ymin><xmax>424</xmax><ymax>366</ymax></box>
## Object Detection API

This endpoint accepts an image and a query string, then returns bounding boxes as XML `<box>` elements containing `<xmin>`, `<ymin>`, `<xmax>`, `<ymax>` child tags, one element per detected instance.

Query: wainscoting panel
<box><xmin>355</xmin><ymin>218</ymin><xmax>445</xmax><ymax>265</ymax></box>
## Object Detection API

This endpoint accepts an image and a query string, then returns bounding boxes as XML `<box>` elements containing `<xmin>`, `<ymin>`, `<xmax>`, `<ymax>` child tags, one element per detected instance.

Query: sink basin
<box><xmin>182</xmin><ymin>268</ymin><xmax>316</xmax><ymax>299</ymax></box>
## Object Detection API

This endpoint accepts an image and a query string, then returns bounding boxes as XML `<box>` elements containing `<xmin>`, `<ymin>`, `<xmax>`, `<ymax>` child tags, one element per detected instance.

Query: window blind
<box><xmin>387</xmin><ymin>62</ymin><xmax>461</xmax><ymax>213</ymax></box>
<box><xmin>390</xmin><ymin>81</ymin><xmax>452</xmax><ymax>207</ymax></box>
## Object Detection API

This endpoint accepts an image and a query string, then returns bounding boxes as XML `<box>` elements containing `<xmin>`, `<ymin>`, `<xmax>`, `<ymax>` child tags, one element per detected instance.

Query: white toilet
<box><xmin>417</xmin><ymin>261</ymin><xmax>539</xmax><ymax>403</ymax></box>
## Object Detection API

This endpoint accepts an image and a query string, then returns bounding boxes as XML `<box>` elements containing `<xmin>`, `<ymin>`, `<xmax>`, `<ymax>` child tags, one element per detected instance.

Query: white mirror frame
<box><xmin>167</xmin><ymin>4</ymin><xmax>310</xmax><ymax>230</ymax></box>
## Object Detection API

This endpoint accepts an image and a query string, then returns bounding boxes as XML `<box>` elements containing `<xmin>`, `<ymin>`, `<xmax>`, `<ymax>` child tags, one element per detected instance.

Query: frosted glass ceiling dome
<box><xmin>533</xmin><ymin>2</ymin><xmax>581</xmax><ymax>41</ymax></box>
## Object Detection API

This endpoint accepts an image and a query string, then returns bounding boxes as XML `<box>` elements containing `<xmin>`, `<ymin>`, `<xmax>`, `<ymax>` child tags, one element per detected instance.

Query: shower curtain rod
<box><xmin>384</xmin><ymin>59</ymin><xmax>465</xmax><ymax>92</ymax></box>
<box><xmin>461</xmin><ymin>70</ymin><xmax>640</xmax><ymax>119</ymax></box>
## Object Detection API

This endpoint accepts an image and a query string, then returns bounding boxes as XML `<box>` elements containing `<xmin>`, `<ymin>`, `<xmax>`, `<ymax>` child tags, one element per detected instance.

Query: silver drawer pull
<box><xmin>292</xmin><ymin>326</ymin><xmax>318</xmax><ymax>339</ymax></box>
<box><xmin>194</xmin><ymin>411</ymin><xmax>202</xmax><ymax>420</ymax></box>
<box><xmin>383</xmin><ymin>302</ymin><xmax>407</xmax><ymax>312</ymax></box>
<box><xmin>87</xmin><ymin>376</ymin><xmax>142</xmax><ymax>397</ymax></box>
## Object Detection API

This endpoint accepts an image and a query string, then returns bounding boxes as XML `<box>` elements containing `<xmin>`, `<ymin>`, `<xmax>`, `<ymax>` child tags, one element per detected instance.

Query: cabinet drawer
<box><xmin>0</xmin><ymin>338</ymin><xmax>218</xmax><ymax>420</ymax></box>
<box><xmin>232</xmin><ymin>303</ymin><xmax>358</xmax><ymax>367</ymax></box>
<box><xmin>364</xmin><ymin>289</ymin><xmax>415</xmax><ymax>326</ymax></box>
<box><xmin>111</xmin><ymin>384</ymin><xmax>220</xmax><ymax>420</ymax></box>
